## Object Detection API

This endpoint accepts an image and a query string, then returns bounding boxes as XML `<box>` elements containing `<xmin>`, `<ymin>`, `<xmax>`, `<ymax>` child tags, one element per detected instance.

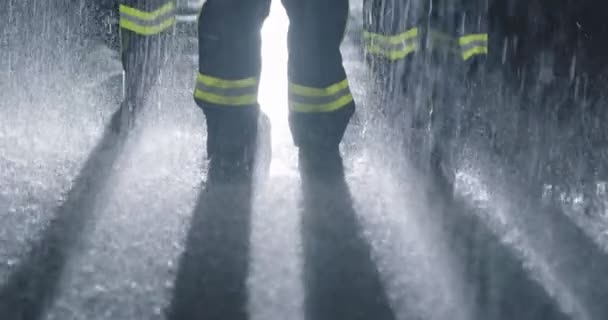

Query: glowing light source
<box><xmin>259</xmin><ymin>3</ymin><xmax>295</xmax><ymax>176</ymax></box>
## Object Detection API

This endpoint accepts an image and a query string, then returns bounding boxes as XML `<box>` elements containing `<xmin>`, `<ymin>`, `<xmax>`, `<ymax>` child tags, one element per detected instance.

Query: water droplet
<box><xmin>93</xmin><ymin>284</ymin><xmax>107</xmax><ymax>293</ymax></box>
<box><xmin>6</xmin><ymin>258</ymin><xmax>17</xmax><ymax>266</ymax></box>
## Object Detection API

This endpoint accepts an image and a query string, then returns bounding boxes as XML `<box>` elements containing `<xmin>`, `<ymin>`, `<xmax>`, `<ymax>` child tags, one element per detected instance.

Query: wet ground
<box><xmin>1</xmin><ymin>1</ymin><xmax>608</xmax><ymax>319</ymax></box>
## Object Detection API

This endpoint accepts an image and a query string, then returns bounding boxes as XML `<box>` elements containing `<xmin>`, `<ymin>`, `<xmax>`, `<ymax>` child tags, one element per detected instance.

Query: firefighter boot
<box><xmin>298</xmin><ymin>145</ymin><xmax>345</xmax><ymax>182</ymax></box>
<box><xmin>207</xmin><ymin>112</ymin><xmax>271</xmax><ymax>184</ymax></box>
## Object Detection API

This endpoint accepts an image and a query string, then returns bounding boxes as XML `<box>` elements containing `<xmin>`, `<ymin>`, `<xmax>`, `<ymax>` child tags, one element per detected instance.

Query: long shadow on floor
<box><xmin>443</xmin><ymin>145</ymin><xmax>608</xmax><ymax>319</ymax></box>
<box><xmin>167</xmin><ymin>176</ymin><xmax>253</xmax><ymax>320</ymax></box>
<box><xmin>167</xmin><ymin>158</ymin><xmax>395</xmax><ymax>320</ymax></box>
<box><xmin>299</xmin><ymin>162</ymin><xmax>395</xmax><ymax>320</ymax></box>
<box><xmin>427</xmin><ymin>175</ymin><xmax>572</xmax><ymax>320</ymax></box>
<box><xmin>452</xmin><ymin>204</ymin><xmax>572</xmax><ymax>320</ymax></box>
<box><xmin>0</xmin><ymin>111</ymin><xmax>127</xmax><ymax>320</ymax></box>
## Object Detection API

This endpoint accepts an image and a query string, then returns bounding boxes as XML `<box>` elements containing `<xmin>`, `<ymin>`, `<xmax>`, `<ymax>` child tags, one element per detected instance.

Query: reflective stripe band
<box><xmin>290</xmin><ymin>79</ymin><xmax>349</xmax><ymax>97</ymax></box>
<box><xmin>289</xmin><ymin>80</ymin><xmax>353</xmax><ymax>113</ymax></box>
<box><xmin>119</xmin><ymin>2</ymin><xmax>174</xmax><ymax>20</ymax></box>
<box><xmin>195</xmin><ymin>80</ymin><xmax>257</xmax><ymax>98</ymax></box>
<box><xmin>365</xmin><ymin>44</ymin><xmax>418</xmax><ymax>61</ymax></box>
<box><xmin>197</xmin><ymin>73</ymin><xmax>258</xmax><ymax>89</ymax></box>
<box><xmin>289</xmin><ymin>85</ymin><xmax>350</xmax><ymax>105</ymax></box>
<box><xmin>194</xmin><ymin>91</ymin><xmax>258</xmax><ymax>106</ymax></box>
<box><xmin>462</xmin><ymin>46</ymin><xmax>488</xmax><ymax>61</ymax></box>
<box><xmin>363</xmin><ymin>28</ymin><xmax>418</xmax><ymax>44</ymax></box>
<box><xmin>119</xmin><ymin>2</ymin><xmax>175</xmax><ymax>35</ymax></box>
<box><xmin>459</xmin><ymin>33</ymin><xmax>488</xmax><ymax>60</ymax></box>
<box><xmin>458</xmin><ymin>33</ymin><xmax>488</xmax><ymax>46</ymax></box>
<box><xmin>363</xmin><ymin>28</ymin><xmax>419</xmax><ymax>61</ymax></box>
<box><xmin>290</xmin><ymin>94</ymin><xmax>354</xmax><ymax>113</ymax></box>
<box><xmin>194</xmin><ymin>73</ymin><xmax>259</xmax><ymax>106</ymax></box>
<box><xmin>119</xmin><ymin>18</ymin><xmax>175</xmax><ymax>35</ymax></box>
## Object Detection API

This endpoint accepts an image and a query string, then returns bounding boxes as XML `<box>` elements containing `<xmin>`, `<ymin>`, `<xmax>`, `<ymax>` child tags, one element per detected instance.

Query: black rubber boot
<box><xmin>207</xmin><ymin>149</ymin><xmax>255</xmax><ymax>184</ymax></box>
<box><xmin>298</xmin><ymin>145</ymin><xmax>345</xmax><ymax>182</ymax></box>
<box><xmin>206</xmin><ymin>112</ymin><xmax>271</xmax><ymax>184</ymax></box>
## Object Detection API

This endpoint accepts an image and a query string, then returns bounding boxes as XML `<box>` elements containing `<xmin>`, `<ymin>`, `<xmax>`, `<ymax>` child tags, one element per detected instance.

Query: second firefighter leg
<box><xmin>113</xmin><ymin>0</ymin><xmax>175</xmax><ymax>133</ymax></box>
<box><xmin>282</xmin><ymin>0</ymin><xmax>354</xmax><ymax>179</ymax></box>
<box><xmin>195</xmin><ymin>0</ymin><xmax>272</xmax><ymax>182</ymax></box>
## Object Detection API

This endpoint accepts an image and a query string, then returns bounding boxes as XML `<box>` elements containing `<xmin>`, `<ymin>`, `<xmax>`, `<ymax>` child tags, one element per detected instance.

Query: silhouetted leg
<box><xmin>282</xmin><ymin>0</ymin><xmax>354</xmax><ymax>151</ymax></box>
<box><xmin>114</xmin><ymin>0</ymin><xmax>174</xmax><ymax>132</ymax></box>
<box><xmin>362</xmin><ymin>0</ymin><xmax>421</xmax><ymax>92</ymax></box>
<box><xmin>194</xmin><ymin>0</ymin><xmax>270</xmax><ymax>162</ymax></box>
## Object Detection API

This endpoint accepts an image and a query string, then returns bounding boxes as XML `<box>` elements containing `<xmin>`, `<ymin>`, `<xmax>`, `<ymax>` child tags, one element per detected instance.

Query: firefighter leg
<box><xmin>456</xmin><ymin>0</ymin><xmax>490</xmax><ymax>140</ymax></box>
<box><xmin>281</xmin><ymin>0</ymin><xmax>354</xmax><ymax>153</ymax></box>
<box><xmin>457</xmin><ymin>1</ymin><xmax>489</xmax><ymax>81</ymax></box>
<box><xmin>428</xmin><ymin>0</ymin><xmax>490</xmax><ymax>193</ymax></box>
<box><xmin>115</xmin><ymin>0</ymin><xmax>175</xmax><ymax>131</ymax></box>
<box><xmin>362</xmin><ymin>0</ymin><xmax>420</xmax><ymax>90</ymax></box>
<box><xmin>195</xmin><ymin>0</ymin><xmax>271</xmax><ymax>180</ymax></box>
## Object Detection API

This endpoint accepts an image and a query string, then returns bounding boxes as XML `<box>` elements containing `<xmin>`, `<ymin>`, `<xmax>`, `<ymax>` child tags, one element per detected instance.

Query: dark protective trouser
<box><xmin>362</xmin><ymin>0</ymin><xmax>489</xmax><ymax>184</ymax></box>
<box><xmin>361</xmin><ymin>0</ymin><xmax>490</xmax><ymax>118</ymax></box>
<box><xmin>362</xmin><ymin>0</ymin><xmax>489</xmax><ymax>141</ymax></box>
<box><xmin>195</xmin><ymin>0</ymin><xmax>355</xmax><ymax>157</ymax></box>
<box><xmin>118</xmin><ymin>0</ymin><xmax>175</xmax><ymax>109</ymax></box>
<box><xmin>362</xmin><ymin>0</ymin><xmax>489</xmax><ymax>79</ymax></box>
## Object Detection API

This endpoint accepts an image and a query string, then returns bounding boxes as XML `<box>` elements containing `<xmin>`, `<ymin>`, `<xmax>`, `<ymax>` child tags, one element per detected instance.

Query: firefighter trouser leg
<box><xmin>195</xmin><ymin>0</ymin><xmax>354</xmax><ymax>154</ymax></box>
<box><xmin>362</xmin><ymin>0</ymin><xmax>420</xmax><ymax>84</ymax></box>
<box><xmin>119</xmin><ymin>0</ymin><xmax>175</xmax><ymax>107</ymax></box>
<box><xmin>194</xmin><ymin>0</ymin><xmax>270</xmax><ymax>157</ymax></box>
<box><xmin>454</xmin><ymin>1</ymin><xmax>489</xmax><ymax>137</ymax></box>
<box><xmin>453</xmin><ymin>0</ymin><xmax>489</xmax><ymax>79</ymax></box>
<box><xmin>362</xmin><ymin>0</ymin><xmax>421</xmax><ymax>58</ymax></box>
<box><xmin>282</xmin><ymin>0</ymin><xmax>355</xmax><ymax>149</ymax></box>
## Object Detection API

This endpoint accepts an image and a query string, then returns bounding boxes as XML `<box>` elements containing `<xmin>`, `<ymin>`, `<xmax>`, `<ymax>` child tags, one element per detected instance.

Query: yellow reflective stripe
<box><xmin>459</xmin><ymin>33</ymin><xmax>489</xmax><ymax>60</ymax></box>
<box><xmin>363</xmin><ymin>28</ymin><xmax>418</xmax><ymax>45</ymax></box>
<box><xmin>462</xmin><ymin>46</ymin><xmax>488</xmax><ymax>61</ymax></box>
<box><xmin>366</xmin><ymin>43</ymin><xmax>418</xmax><ymax>61</ymax></box>
<box><xmin>194</xmin><ymin>73</ymin><xmax>259</xmax><ymax>106</ymax></box>
<box><xmin>194</xmin><ymin>90</ymin><xmax>258</xmax><ymax>106</ymax></box>
<box><xmin>289</xmin><ymin>79</ymin><xmax>349</xmax><ymax>97</ymax></box>
<box><xmin>119</xmin><ymin>2</ymin><xmax>175</xmax><ymax>21</ymax></box>
<box><xmin>290</xmin><ymin>94</ymin><xmax>353</xmax><ymax>113</ymax></box>
<box><xmin>459</xmin><ymin>33</ymin><xmax>488</xmax><ymax>46</ymax></box>
<box><xmin>119</xmin><ymin>17</ymin><xmax>175</xmax><ymax>36</ymax></box>
<box><xmin>364</xmin><ymin>28</ymin><xmax>419</xmax><ymax>60</ymax></box>
<box><xmin>289</xmin><ymin>79</ymin><xmax>353</xmax><ymax>113</ymax></box>
<box><xmin>197</xmin><ymin>73</ymin><xmax>258</xmax><ymax>89</ymax></box>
